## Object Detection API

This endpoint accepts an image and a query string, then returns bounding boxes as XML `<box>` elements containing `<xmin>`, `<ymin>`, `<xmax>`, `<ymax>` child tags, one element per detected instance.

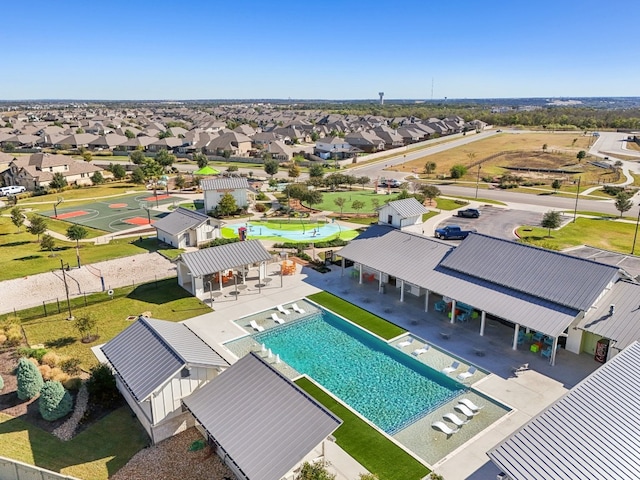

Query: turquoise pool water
<box><xmin>229</xmin><ymin>221</ymin><xmax>347</xmax><ymax>241</ymax></box>
<box><xmin>255</xmin><ymin>310</ymin><xmax>465</xmax><ymax>434</ymax></box>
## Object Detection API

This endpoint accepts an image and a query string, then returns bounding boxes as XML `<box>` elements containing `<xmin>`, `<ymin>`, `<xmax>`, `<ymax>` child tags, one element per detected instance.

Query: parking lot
<box><xmin>435</xmin><ymin>205</ymin><xmax>545</xmax><ymax>240</ymax></box>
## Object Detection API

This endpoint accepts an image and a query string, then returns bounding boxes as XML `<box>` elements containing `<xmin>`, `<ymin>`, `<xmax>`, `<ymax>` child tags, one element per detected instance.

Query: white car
<box><xmin>0</xmin><ymin>185</ymin><xmax>26</xmax><ymax>196</ymax></box>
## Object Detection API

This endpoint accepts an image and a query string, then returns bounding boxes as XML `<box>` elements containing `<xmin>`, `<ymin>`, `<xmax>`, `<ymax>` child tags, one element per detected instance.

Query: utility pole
<box><xmin>632</xmin><ymin>204</ymin><xmax>640</xmax><ymax>255</ymax></box>
<box><xmin>60</xmin><ymin>259</ymin><xmax>73</xmax><ymax>320</ymax></box>
<box><xmin>475</xmin><ymin>165</ymin><xmax>481</xmax><ymax>199</ymax></box>
<box><xmin>573</xmin><ymin>177</ymin><xmax>581</xmax><ymax>223</ymax></box>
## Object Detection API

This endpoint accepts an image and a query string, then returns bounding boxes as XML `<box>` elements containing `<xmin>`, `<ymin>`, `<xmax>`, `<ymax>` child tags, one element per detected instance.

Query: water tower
<box><xmin>379</xmin><ymin>92</ymin><xmax>384</xmax><ymax>105</ymax></box>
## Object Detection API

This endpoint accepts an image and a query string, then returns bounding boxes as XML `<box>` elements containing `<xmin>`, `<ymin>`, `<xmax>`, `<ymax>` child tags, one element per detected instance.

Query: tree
<box><xmin>174</xmin><ymin>174</ymin><xmax>186</xmax><ymax>191</ymax></box>
<box><xmin>67</xmin><ymin>224</ymin><xmax>88</xmax><ymax>247</ymax></box>
<box><xmin>82</xmin><ymin>151</ymin><xmax>92</xmax><ymax>162</ymax></box>
<box><xmin>542</xmin><ymin>143</ymin><xmax>548</xmax><ymax>152</ymax></box>
<box><xmin>264</xmin><ymin>159</ymin><xmax>279</xmax><ymax>178</ymax></box>
<box><xmin>39</xmin><ymin>380</ymin><xmax>73</xmax><ymax>421</ymax></box>
<box><xmin>27</xmin><ymin>215</ymin><xmax>47</xmax><ymax>241</ymax></box>
<box><xmin>421</xmin><ymin>184</ymin><xmax>441</xmax><ymax>205</ymax></box>
<box><xmin>40</xmin><ymin>233</ymin><xmax>55</xmax><ymax>252</ymax></box>
<box><xmin>615</xmin><ymin>192</ymin><xmax>633</xmax><ymax>217</ymax></box>
<box><xmin>124</xmin><ymin>129</ymin><xmax>135</xmax><ymax>139</ymax></box>
<box><xmin>10</xmin><ymin>207</ymin><xmax>24</xmax><ymax>232</ymax></box>
<box><xmin>303</xmin><ymin>190</ymin><xmax>323</xmax><ymax>211</ymax></box>
<box><xmin>576</xmin><ymin>150</ymin><xmax>587</xmax><ymax>162</ymax></box>
<box><xmin>423</xmin><ymin>161</ymin><xmax>437</xmax><ymax>176</ymax></box>
<box><xmin>155</xmin><ymin>149</ymin><xmax>176</xmax><ymax>169</ymax></box>
<box><xmin>130</xmin><ymin>150</ymin><xmax>146</xmax><ymax>165</ymax></box>
<box><xmin>371</xmin><ymin>198</ymin><xmax>380</xmax><ymax>211</ymax></box>
<box><xmin>91</xmin><ymin>171</ymin><xmax>105</xmax><ymax>184</ymax></box>
<box><xmin>216</xmin><ymin>193</ymin><xmax>238</xmax><ymax>217</ymax></box>
<box><xmin>49</xmin><ymin>172</ymin><xmax>68</xmax><ymax>189</ymax></box>
<box><xmin>450</xmin><ymin>164</ymin><xmax>468</xmax><ymax>179</ymax></box>
<box><xmin>75</xmin><ymin>314</ymin><xmax>97</xmax><ymax>342</ymax></box>
<box><xmin>193</xmin><ymin>153</ymin><xmax>209</xmax><ymax>169</ymax></box>
<box><xmin>157</xmin><ymin>130</ymin><xmax>173</xmax><ymax>139</ymax></box>
<box><xmin>551</xmin><ymin>179</ymin><xmax>562</xmax><ymax>192</ymax></box>
<box><xmin>344</xmin><ymin>175</ymin><xmax>358</xmax><ymax>190</ymax></box>
<box><xmin>541</xmin><ymin>210</ymin><xmax>561</xmax><ymax>237</ymax></box>
<box><xmin>288</xmin><ymin>163</ymin><xmax>301</xmax><ymax>180</ymax></box>
<box><xmin>109</xmin><ymin>163</ymin><xmax>126</xmax><ymax>180</ymax></box>
<box><xmin>357</xmin><ymin>176</ymin><xmax>370</xmax><ymax>189</ymax></box>
<box><xmin>86</xmin><ymin>363</ymin><xmax>119</xmax><ymax>408</ymax></box>
<box><xmin>130</xmin><ymin>167</ymin><xmax>146</xmax><ymax>184</ymax></box>
<box><xmin>296</xmin><ymin>461</ymin><xmax>336</xmax><ymax>480</ymax></box>
<box><xmin>309</xmin><ymin>163</ymin><xmax>325</xmax><ymax>178</ymax></box>
<box><xmin>351</xmin><ymin>199</ymin><xmax>365</xmax><ymax>216</ymax></box>
<box><xmin>334</xmin><ymin>197</ymin><xmax>346</xmax><ymax>216</ymax></box>
<box><xmin>16</xmin><ymin>357</ymin><xmax>44</xmax><ymax>400</ymax></box>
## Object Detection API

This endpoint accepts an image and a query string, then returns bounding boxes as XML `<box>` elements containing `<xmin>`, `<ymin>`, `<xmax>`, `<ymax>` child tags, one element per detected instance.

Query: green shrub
<box><xmin>17</xmin><ymin>347</ymin><xmax>49</xmax><ymax>362</ymax></box>
<box><xmin>60</xmin><ymin>357</ymin><xmax>82</xmax><ymax>375</ymax></box>
<box><xmin>199</xmin><ymin>237</ymin><xmax>240</xmax><ymax>249</ymax></box>
<box><xmin>16</xmin><ymin>357</ymin><xmax>44</xmax><ymax>400</ymax></box>
<box><xmin>4</xmin><ymin>324</ymin><xmax>23</xmax><ymax>347</ymax></box>
<box><xmin>62</xmin><ymin>377</ymin><xmax>83</xmax><ymax>391</ymax></box>
<box><xmin>254</xmin><ymin>203</ymin><xmax>267</xmax><ymax>213</ymax></box>
<box><xmin>86</xmin><ymin>363</ymin><xmax>120</xmax><ymax>407</ymax></box>
<box><xmin>39</xmin><ymin>380</ymin><xmax>73</xmax><ymax>421</ymax></box>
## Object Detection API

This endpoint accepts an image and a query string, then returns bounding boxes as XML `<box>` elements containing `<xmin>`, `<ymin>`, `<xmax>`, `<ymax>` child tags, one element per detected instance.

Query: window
<box><xmin>387</xmin><ymin>215</ymin><xmax>393</xmax><ymax>224</ymax></box>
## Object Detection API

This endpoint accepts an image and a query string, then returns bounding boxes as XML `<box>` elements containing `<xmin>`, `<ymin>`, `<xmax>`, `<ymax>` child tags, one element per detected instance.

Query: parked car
<box><xmin>0</xmin><ymin>185</ymin><xmax>26</xmax><ymax>196</ymax></box>
<box><xmin>434</xmin><ymin>225</ymin><xmax>477</xmax><ymax>240</ymax></box>
<box><xmin>457</xmin><ymin>208</ymin><xmax>480</xmax><ymax>218</ymax></box>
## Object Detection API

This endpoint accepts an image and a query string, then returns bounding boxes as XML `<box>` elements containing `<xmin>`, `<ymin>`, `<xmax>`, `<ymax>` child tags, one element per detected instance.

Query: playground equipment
<box><xmin>281</xmin><ymin>260</ymin><xmax>296</xmax><ymax>276</ymax></box>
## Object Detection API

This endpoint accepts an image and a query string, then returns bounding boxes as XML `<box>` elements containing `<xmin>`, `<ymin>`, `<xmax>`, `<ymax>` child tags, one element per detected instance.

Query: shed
<box><xmin>153</xmin><ymin>207</ymin><xmax>221</xmax><ymax>248</ymax></box>
<box><xmin>377</xmin><ymin>197</ymin><xmax>428</xmax><ymax>229</ymax></box>
<box><xmin>201</xmin><ymin>176</ymin><xmax>250</xmax><ymax>213</ymax></box>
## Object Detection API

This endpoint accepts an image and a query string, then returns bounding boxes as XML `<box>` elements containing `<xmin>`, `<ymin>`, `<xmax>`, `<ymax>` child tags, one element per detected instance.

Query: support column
<box><xmin>400</xmin><ymin>280</ymin><xmax>405</xmax><ymax>302</ymax></box>
<box><xmin>358</xmin><ymin>264</ymin><xmax>363</xmax><ymax>284</ymax></box>
<box><xmin>218</xmin><ymin>270</ymin><xmax>222</xmax><ymax>290</ymax></box>
<box><xmin>513</xmin><ymin>324</ymin><xmax>520</xmax><ymax>350</ymax></box>
<box><xmin>424</xmin><ymin>290</ymin><xmax>430</xmax><ymax>312</ymax></box>
<box><xmin>551</xmin><ymin>336</ymin><xmax>558</xmax><ymax>366</ymax></box>
<box><xmin>480</xmin><ymin>311</ymin><xmax>486</xmax><ymax>336</ymax></box>
<box><xmin>450</xmin><ymin>299</ymin><xmax>457</xmax><ymax>324</ymax></box>
<box><xmin>378</xmin><ymin>271</ymin><xmax>383</xmax><ymax>294</ymax></box>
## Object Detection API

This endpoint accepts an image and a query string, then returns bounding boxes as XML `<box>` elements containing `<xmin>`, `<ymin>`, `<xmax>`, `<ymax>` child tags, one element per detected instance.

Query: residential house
<box><xmin>203</xmin><ymin>132</ymin><xmax>252</xmax><ymax>156</ymax></box>
<box><xmin>314</xmin><ymin>137</ymin><xmax>356</xmax><ymax>160</ymax></box>
<box><xmin>344</xmin><ymin>132</ymin><xmax>385</xmax><ymax>153</ymax></box>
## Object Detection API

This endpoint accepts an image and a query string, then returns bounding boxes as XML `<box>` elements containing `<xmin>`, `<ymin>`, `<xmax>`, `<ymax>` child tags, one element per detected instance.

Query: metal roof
<box><xmin>383</xmin><ymin>198</ymin><xmax>429</xmax><ymax>217</ymax></box>
<box><xmin>488</xmin><ymin>341</ymin><xmax>640</xmax><ymax>480</ymax></box>
<box><xmin>183</xmin><ymin>353</ymin><xmax>342</xmax><ymax>480</ymax></box>
<box><xmin>200</xmin><ymin>176</ymin><xmax>250</xmax><ymax>191</ymax></box>
<box><xmin>100</xmin><ymin>317</ymin><xmax>226</xmax><ymax>402</ymax></box>
<box><xmin>152</xmin><ymin>207</ymin><xmax>211</xmax><ymax>236</ymax></box>
<box><xmin>439</xmin><ymin>233</ymin><xmax>619</xmax><ymax>311</ymax></box>
<box><xmin>577</xmin><ymin>279</ymin><xmax>640</xmax><ymax>352</ymax></box>
<box><xmin>338</xmin><ymin>227</ymin><xmax>579</xmax><ymax>337</ymax></box>
<box><xmin>178</xmin><ymin>240</ymin><xmax>272</xmax><ymax>277</ymax></box>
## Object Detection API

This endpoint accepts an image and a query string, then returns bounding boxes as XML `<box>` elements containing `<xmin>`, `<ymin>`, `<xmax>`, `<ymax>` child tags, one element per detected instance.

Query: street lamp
<box><xmin>475</xmin><ymin>165</ymin><xmax>481</xmax><ymax>199</ymax></box>
<box><xmin>60</xmin><ymin>259</ymin><xmax>73</xmax><ymax>320</ymax></box>
<box><xmin>632</xmin><ymin>204</ymin><xmax>640</xmax><ymax>255</ymax></box>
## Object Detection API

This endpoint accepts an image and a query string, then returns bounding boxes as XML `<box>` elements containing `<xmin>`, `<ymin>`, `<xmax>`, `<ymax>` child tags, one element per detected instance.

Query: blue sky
<box><xmin>1</xmin><ymin>0</ymin><xmax>636</xmax><ymax>100</ymax></box>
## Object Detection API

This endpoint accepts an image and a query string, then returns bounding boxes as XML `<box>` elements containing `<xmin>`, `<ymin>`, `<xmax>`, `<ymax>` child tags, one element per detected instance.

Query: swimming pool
<box><xmin>254</xmin><ymin>310</ymin><xmax>465</xmax><ymax>434</ymax></box>
<box><xmin>228</xmin><ymin>221</ymin><xmax>346</xmax><ymax>241</ymax></box>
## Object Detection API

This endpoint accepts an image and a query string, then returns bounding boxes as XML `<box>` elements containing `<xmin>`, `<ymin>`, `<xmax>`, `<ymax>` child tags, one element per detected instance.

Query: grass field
<box><xmin>517</xmin><ymin>216</ymin><xmax>640</xmax><ymax>254</ymax></box>
<box><xmin>311</xmin><ymin>191</ymin><xmax>400</xmax><ymax>213</ymax></box>
<box><xmin>0</xmin><ymin>407</ymin><xmax>148</xmax><ymax>480</ymax></box>
<box><xmin>627</xmin><ymin>141</ymin><xmax>640</xmax><ymax>152</ymax></box>
<box><xmin>17</xmin><ymin>182</ymin><xmax>145</xmax><ymax>205</ymax></box>
<box><xmin>4</xmin><ymin>278</ymin><xmax>210</xmax><ymax>369</ymax></box>
<box><xmin>296</xmin><ymin>377</ymin><xmax>429</xmax><ymax>480</ymax></box>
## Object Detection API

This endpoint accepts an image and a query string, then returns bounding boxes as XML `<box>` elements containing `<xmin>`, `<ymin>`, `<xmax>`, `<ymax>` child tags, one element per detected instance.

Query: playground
<box><xmin>39</xmin><ymin>193</ymin><xmax>176</xmax><ymax>233</ymax></box>
<box><xmin>223</xmin><ymin>220</ymin><xmax>359</xmax><ymax>242</ymax></box>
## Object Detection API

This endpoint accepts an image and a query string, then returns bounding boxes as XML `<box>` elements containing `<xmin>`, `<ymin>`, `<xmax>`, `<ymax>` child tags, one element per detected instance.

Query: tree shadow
<box><xmin>4</xmin><ymin>240</ymin><xmax>31</xmax><ymax>247</ymax></box>
<box><xmin>14</xmin><ymin>255</ymin><xmax>42</xmax><ymax>261</ymax></box>
<box><xmin>45</xmin><ymin>336</ymin><xmax>76</xmax><ymax>348</ymax></box>
<box><xmin>126</xmin><ymin>278</ymin><xmax>191</xmax><ymax>304</ymax></box>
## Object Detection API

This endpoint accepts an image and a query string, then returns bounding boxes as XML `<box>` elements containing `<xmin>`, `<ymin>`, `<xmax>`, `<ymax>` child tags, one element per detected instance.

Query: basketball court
<box><xmin>40</xmin><ymin>193</ymin><xmax>177</xmax><ymax>232</ymax></box>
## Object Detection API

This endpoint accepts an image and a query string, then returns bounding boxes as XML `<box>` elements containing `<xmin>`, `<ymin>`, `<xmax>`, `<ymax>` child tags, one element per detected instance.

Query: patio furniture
<box><xmin>443</xmin><ymin>412</ymin><xmax>469</xmax><ymax>426</ymax></box>
<box><xmin>431</xmin><ymin>421</ymin><xmax>459</xmax><ymax>435</ymax></box>
<box><xmin>457</xmin><ymin>366</ymin><xmax>477</xmax><ymax>381</ymax></box>
<box><xmin>543</xmin><ymin>336</ymin><xmax>554</xmax><ymax>346</ymax></box>
<box><xmin>458</xmin><ymin>398</ymin><xmax>484</xmax><ymax>411</ymax></box>
<box><xmin>541</xmin><ymin>345</ymin><xmax>559</xmax><ymax>358</ymax></box>
<box><xmin>434</xmin><ymin>300</ymin><xmax>447</xmax><ymax>312</ymax></box>
<box><xmin>530</xmin><ymin>343</ymin><xmax>540</xmax><ymax>353</ymax></box>
<box><xmin>397</xmin><ymin>337</ymin><xmax>414</xmax><ymax>348</ymax></box>
<box><xmin>291</xmin><ymin>303</ymin><xmax>305</xmax><ymax>314</ymax></box>
<box><xmin>271</xmin><ymin>313</ymin><xmax>285</xmax><ymax>325</ymax></box>
<box><xmin>277</xmin><ymin>304</ymin><xmax>291</xmax><ymax>315</ymax></box>
<box><xmin>411</xmin><ymin>345</ymin><xmax>430</xmax><ymax>356</ymax></box>
<box><xmin>441</xmin><ymin>361</ymin><xmax>460</xmax><ymax>374</ymax></box>
<box><xmin>454</xmin><ymin>403</ymin><xmax>478</xmax><ymax>417</ymax></box>
<box><xmin>250</xmin><ymin>320</ymin><xmax>264</xmax><ymax>332</ymax></box>
<box><xmin>532</xmin><ymin>331</ymin><xmax>544</xmax><ymax>342</ymax></box>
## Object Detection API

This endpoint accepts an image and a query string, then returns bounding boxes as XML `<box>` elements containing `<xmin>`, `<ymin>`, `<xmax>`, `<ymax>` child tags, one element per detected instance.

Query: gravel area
<box><xmin>0</xmin><ymin>252</ymin><xmax>176</xmax><ymax>314</ymax></box>
<box><xmin>111</xmin><ymin>427</ymin><xmax>234</xmax><ymax>480</ymax></box>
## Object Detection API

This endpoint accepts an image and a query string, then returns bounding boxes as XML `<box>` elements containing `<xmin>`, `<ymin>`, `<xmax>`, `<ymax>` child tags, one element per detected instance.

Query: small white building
<box><xmin>377</xmin><ymin>197</ymin><xmax>428</xmax><ymax>229</ymax></box>
<box><xmin>201</xmin><ymin>177</ymin><xmax>251</xmax><ymax>214</ymax></box>
<box><xmin>99</xmin><ymin>317</ymin><xmax>228</xmax><ymax>444</ymax></box>
<box><xmin>153</xmin><ymin>207</ymin><xmax>221</xmax><ymax>248</ymax></box>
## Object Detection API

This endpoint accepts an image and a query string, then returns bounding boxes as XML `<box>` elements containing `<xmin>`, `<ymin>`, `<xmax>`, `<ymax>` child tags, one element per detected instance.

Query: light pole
<box><xmin>573</xmin><ymin>177</ymin><xmax>581</xmax><ymax>223</ymax></box>
<box><xmin>60</xmin><ymin>259</ymin><xmax>73</xmax><ymax>320</ymax></box>
<box><xmin>475</xmin><ymin>164</ymin><xmax>481</xmax><ymax>199</ymax></box>
<box><xmin>632</xmin><ymin>204</ymin><xmax>640</xmax><ymax>255</ymax></box>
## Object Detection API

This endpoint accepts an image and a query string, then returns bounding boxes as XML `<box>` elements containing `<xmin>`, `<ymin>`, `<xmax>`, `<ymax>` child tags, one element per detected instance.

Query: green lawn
<box><xmin>436</xmin><ymin>197</ymin><xmax>469</xmax><ymax>210</ymax></box>
<box><xmin>447</xmin><ymin>195</ymin><xmax>507</xmax><ymax>206</ymax></box>
<box><xmin>517</xmin><ymin>216</ymin><xmax>640</xmax><ymax>254</ymax></box>
<box><xmin>295</xmin><ymin>378</ymin><xmax>429</xmax><ymax>480</ymax></box>
<box><xmin>0</xmin><ymin>407</ymin><xmax>148</xmax><ymax>480</ymax></box>
<box><xmin>4</xmin><ymin>278</ymin><xmax>210</xmax><ymax>369</ymax></box>
<box><xmin>312</xmin><ymin>191</ymin><xmax>400</xmax><ymax>213</ymax></box>
<box><xmin>16</xmin><ymin>182</ymin><xmax>144</xmax><ymax>205</ymax></box>
<box><xmin>307</xmin><ymin>292</ymin><xmax>405</xmax><ymax>340</ymax></box>
<box><xmin>0</xmin><ymin>217</ymin><xmax>180</xmax><ymax>280</ymax></box>
<box><xmin>32</xmin><ymin>215</ymin><xmax>106</xmax><ymax>238</ymax></box>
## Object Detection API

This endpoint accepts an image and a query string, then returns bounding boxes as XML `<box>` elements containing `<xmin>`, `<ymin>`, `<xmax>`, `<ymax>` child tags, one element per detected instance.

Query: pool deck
<box><xmin>184</xmin><ymin>263</ymin><xmax>601</xmax><ymax>480</ymax></box>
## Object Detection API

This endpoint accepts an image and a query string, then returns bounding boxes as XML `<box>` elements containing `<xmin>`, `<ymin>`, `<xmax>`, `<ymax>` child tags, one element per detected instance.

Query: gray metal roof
<box><xmin>488</xmin><ymin>341</ymin><xmax>640</xmax><ymax>480</ymax></box>
<box><xmin>183</xmin><ymin>353</ymin><xmax>342</xmax><ymax>480</ymax></box>
<box><xmin>577</xmin><ymin>279</ymin><xmax>640</xmax><ymax>352</ymax></box>
<box><xmin>383</xmin><ymin>197</ymin><xmax>429</xmax><ymax>217</ymax></box>
<box><xmin>152</xmin><ymin>207</ymin><xmax>211</xmax><ymax>236</ymax></box>
<box><xmin>100</xmin><ymin>317</ymin><xmax>227</xmax><ymax>402</ymax></box>
<box><xmin>200</xmin><ymin>176</ymin><xmax>250</xmax><ymax>191</ymax></box>
<box><xmin>178</xmin><ymin>239</ymin><xmax>272</xmax><ymax>277</ymax></box>
<box><xmin>439</xmin><ymin>233</ymin><xmax>619</xmax><ymax>311</ymax></box>
<box><xmin>339</xmin><ymin>227</ymin><xmax>579</xmax><ymax>337</ymax></box>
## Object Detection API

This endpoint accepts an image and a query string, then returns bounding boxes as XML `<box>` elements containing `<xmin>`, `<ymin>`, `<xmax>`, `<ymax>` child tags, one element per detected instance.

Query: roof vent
<box><xmin>609</xmin><ymin>304</ymin><xmax>615</xmax><ymax>315</ymax></box>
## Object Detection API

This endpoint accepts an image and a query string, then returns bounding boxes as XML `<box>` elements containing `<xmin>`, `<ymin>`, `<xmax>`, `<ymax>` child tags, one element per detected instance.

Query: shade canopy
<box><xmin>193</xmin><ymin>165</ymin><xmax>220</xmax><ymax>175</ymax></box>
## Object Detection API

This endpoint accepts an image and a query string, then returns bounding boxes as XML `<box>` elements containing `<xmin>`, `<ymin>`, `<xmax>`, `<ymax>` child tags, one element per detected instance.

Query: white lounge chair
<box><xmin>443</xmin><ymin>412</ymin><xmax>469</xmax><ymax>426</ymax></box>
<box><xmin>441</xmin><ymin>361</ymin><xmax>460</xmax><ymax>375</ymax></box>
<box><xmin>271</xmin><ymin>313</ymin><xmax>285</xmax><ymax>324</ymax></box>
<box><xmin>411</xmin><ymin>345</ymin><xmax>430</xmax><ymax>356</ymax></box>
<box><xmin>291</xmin><ymin>303</ymin><xmax>305</xmax><ymax>314</ymax></box>
<box><xmin>277</xmin><ymin>304</ymin><xmax>291</xmax><ymax>315</ymax></box>
<box><xmin>250</xmin><ymin>320</ymin><xmax>264</xmax><ymax>332</ymax></box>
<box><xmin>431</xmin><ymin>421</ymin><xmax>459</xmax><ymax>435</ymax></box>
<box><xmin>458</xmin><ymin>398</ymin><xmax>484</xmax><ymax>411</ymax></box>
<box><xmin>457</xmin><ymin>366</ymin><xmax>477</xmax><ymax>381</ymax></box>
<box><xmin>397</xmin><ymin>337</ymin><xmax>414</xmax><ymax>348</ymax></box>
<box><xmin>454</xmin><ymin>404</ymin><xmax>478</xmax><ymax>417</ymax></box>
